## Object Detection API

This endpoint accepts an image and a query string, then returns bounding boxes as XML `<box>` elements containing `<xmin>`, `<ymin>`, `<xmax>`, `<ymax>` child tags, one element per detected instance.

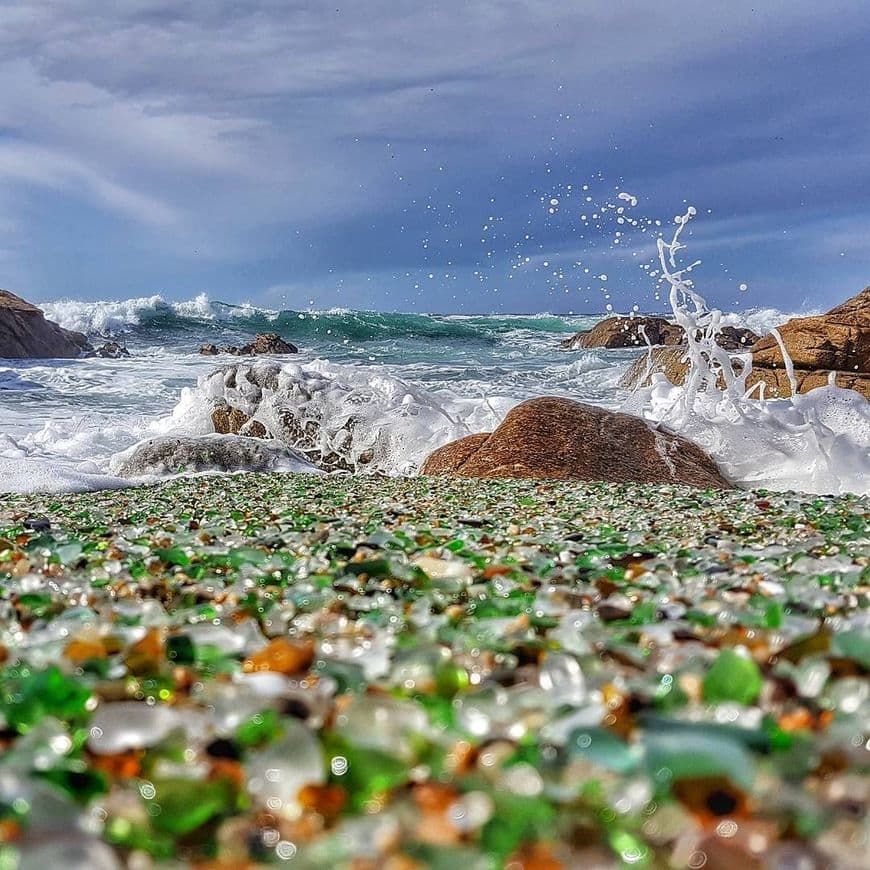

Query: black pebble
<box><xmin>206</xmin><ymin>738</ymin><xmax>242</xmax><ymax>760</ymax></box>
<box><xmin>23</xmin><ymin>518</ymin><xmax>51</xmax><ymax>531</ymax></box>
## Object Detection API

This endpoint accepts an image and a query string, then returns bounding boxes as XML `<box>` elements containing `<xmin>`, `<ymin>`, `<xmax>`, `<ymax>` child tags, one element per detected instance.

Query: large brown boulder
<box><xmin>0</xmin><ymin>289</ymin><xmax>92</xmax><ymax>359</ymax></box>
<box><xmin>751</xmin><ymin>287</ymin><xmax>869</xmax><ymax>373</ymax></box>
<box><xmin>621</xmin><ymin>288</ymin><xmax>870</xmax><ymax>399</ymax></box>
<box><xmin>421</xmin><ymin>397</ymin><xmax>732</xmax><ymax>489</ymax></box>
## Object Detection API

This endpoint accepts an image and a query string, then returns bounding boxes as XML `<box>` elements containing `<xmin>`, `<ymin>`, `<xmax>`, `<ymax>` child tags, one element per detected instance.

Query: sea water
<box><xmin>0</xmin><ymin>213</ymin><xmax>867</xmax><ymax>495</ymax></box>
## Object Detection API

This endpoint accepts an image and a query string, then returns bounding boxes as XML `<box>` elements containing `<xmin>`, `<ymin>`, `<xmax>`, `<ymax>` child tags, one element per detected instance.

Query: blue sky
<box><xmin>2</xmin><ymin>1</ymin><xmax>869</xmax><ymax>314</ymax></box>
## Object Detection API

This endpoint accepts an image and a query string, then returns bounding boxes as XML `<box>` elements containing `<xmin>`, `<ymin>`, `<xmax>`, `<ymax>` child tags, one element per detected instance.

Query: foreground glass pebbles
<box><xmin>0</xmin><ymin>475</ymin><xmax>867</xmax><ymax>868</ymax></box>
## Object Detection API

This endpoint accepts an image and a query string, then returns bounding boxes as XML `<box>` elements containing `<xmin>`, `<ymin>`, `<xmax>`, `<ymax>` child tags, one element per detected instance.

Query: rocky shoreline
<box><xmin>0</xmin><ymin>474</ymin><xmax>866</xmax><ymax>867</ymax></box>
<box><xmin>568</xmin><ymin>287</ymin><xmax>870</xmax><ymax>400</ymax></box>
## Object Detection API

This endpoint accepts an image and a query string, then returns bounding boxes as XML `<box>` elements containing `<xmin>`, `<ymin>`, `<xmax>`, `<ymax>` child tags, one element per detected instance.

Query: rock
<box><xmin>751</xmin><ymin>286</ymin><xmax>869</xmax><ymax>373</ymax></box>
<box><xmin>715</xmin><ymin>325</ymin><xmax>759</xmax><ymax>351</ymax></box>
<box><xmin>0</xmin><ymin>289</ymin><xmax>93</xmax><ymax>359</ymax></box>
<box><xmin>621</xmin><ymin>288</ymin><xmax>870</xmax><ymax>398</ymax></box>
<box><xmin>621</xmin><ymin>348</ymin><xmax>870</xmax><ymax>398</ymax></box>
<box><xmin>113</xmin><ymin>434</ymin><xmax>317</xmax><ymax>478</ymax></box>
<box><xmin>199</xmin><ymin>333</ymin><xmax>298</xmax><ymax>356</ymax></box>
<box><xmin>212</xmin><ymin>404</ymin><xmax>252</xmax><ymax>434</ymax></box>
<box><xmin>421</xmin><ymin>397</ymin><xmax>732</xmax><ymax>489</ymax></box>
<box><xmin>562</xmin><ymin>316</ymin><xmax>684</xmax><ymax>350</ymax></box>
<box><xmin>563</xmin><ymin>317</ymin><xmax>758</xmax><ymax>352</ymax></box>
<box><xmin>94</xmin><ymin>341</ymin><xmax>130</xmax><ymax>359</ymax></box>
<box><xmin>211</xmin><ymin>403</ymin><xmax>270</xmax><ymax>439</ymax></box>
<box><xmin>239</xmin><ymin>332</ymin><xmax>298</xmax><ymax>355</ymax></box>
<box><xmin>199</xmin><ymin>363</ymin><xmax>369</xmax><ymax>473</ymax></box>
<box><xmin>420</xmin><ymin>433</ymin><xmax>490</xmax><ymax>475</ymax></box>
<box><xmin>620</xmin><ymin>347</ymin><xmax>691</xmax><ymax>391</ymax></box>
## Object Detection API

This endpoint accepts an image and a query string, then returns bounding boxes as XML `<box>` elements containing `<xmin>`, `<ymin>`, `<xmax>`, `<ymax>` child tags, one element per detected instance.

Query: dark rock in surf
<box><xmin>0</xmin><ymin>289</ymin><xmax>93</xmax><ymax>359</ymax></box>
<box><xmin>94</xmin><ymin>341</ymin><xmax>130</xmax><ymax>359</ymax></box>
<box><xmin>421</xmin><ymin>396</ymin><xmax>732</xmax><ymax>489</ymax></box>
<box><xmin>239</xmin><ymin>332</ymin><xmax>298</xmax><ymax>355</ymax></box>
<box><xmin>201</xmin><ymin>362</ymin><xmax>364</xmax><ymax>473</ymax></box>
<box><xmin>715</xmin><ymin>326</ymin><xmax>759</xmax><ymax>351</ymax></box>
<box><xmin>199</xmin><ymin>333</ymin><xmax>298</xmax><ymax>356</ymax></box>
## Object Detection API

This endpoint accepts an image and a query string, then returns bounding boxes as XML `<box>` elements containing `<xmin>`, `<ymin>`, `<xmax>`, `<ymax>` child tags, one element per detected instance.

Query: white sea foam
<box><xmin>40</xmin><ymin>293</ymin><xmax>278</xmax><ymax>335</ymax></box>
<box><xmin>0</xmin><ymin>434</ymin><xmax>130</xmax><ymax>494</ymax></box>
<box><xmin>158</xmin><ymin>358</ymin><xmax>515</xmax><ymax>476</ymax></box>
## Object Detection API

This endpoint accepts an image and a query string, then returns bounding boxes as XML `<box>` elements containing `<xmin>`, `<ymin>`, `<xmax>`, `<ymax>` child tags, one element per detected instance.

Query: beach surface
<box><xmin>0</xmin><ymin>474</ymin><xmax>867</xmax><ymax>867</ymax></box>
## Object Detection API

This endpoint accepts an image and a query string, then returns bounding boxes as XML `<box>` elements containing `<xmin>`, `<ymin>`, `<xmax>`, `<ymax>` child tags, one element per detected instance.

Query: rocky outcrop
<box><xmin>0</xmin><ymin>289</ymin><xmax>92</xmax><ymax>359</ymax></box>
<box><xmin>620</xmin><ymin>288</ymin><xmax>870</xmax><ymax>399</ymax></box>
<box><xmin>199</xmin><ymin>333</ymin><xmax>298</xmax><ymax>356</ymax></box>
<box><xmin>562</xmin><ymin>316</ymin><xmax>684</xmax><ymax>350</ymax></box>
<box><xmin>421</xmin><ymin>397</ymin><xmax>732</xmax><ymax>489</ymax></box>
<box><xmin>621</xmin><ymin>347</ymin><xmax>870</xmax><ymax>398</ymax></box>
<box><xmin>563</xmin><ymin>316</ymin><xmax>758</xmax><ymax>352</ymax></box>
<box><xmin>113</xmin><ymin>434</ymin><xmax>317</xmax><ymax>478</ymax></box>
<box><xmin>751</xmin><ymin>287</ymin><xmax>868</xmax><ymax>374</ymax></box>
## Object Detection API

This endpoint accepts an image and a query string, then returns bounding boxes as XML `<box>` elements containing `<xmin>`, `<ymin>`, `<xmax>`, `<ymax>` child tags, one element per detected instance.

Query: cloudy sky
<box><xmin>2</xmin><ymin>1</ymin><xmax>869</xmax><ymax>314</ymax></box>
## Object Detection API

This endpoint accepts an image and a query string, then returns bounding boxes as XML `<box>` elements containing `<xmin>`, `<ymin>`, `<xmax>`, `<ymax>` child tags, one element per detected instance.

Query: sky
<box><xmin>1</xmin><ymin>1</ymin><xmax>870</xmax><ymax>315</ymax></box>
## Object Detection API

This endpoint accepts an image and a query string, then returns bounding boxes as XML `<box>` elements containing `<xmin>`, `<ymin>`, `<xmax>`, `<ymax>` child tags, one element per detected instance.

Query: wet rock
<box><xmin>421</xmin><ymin>396</ymin><xmax>732</xmax><ymax>489</ymax></box>
<box><xmin>0</xmin><ymin>289</ymin><xmax>93</xmax><ymax>359</ymax></box>
<box><xmin>564</xmin><ymin>318</ymin><xmax>758</xmax><ymax>353</ymax></box>
<box><xmin>199</xmin><ymin>333</ymin><xmax>298</xmax><ymax>356</ymax></box>
<box><xmin>237</xmin><ymin>332</ymin><xmax>298</xmax><ymax>355</ymax></box>
<box><xmin>620</xmin><ymin>288</ymin><xmax>870</xmax><ymax>398</ymax></box>
<box><xmin>562</xmin><ymin>316</ymin><xmax>684</xmax><ymax>350</ymax></box>
<box><xmin>715</xmin><ymin>325</ymin><xmax>759</xmax><ymax>350</ymax></box>
<box><xmin>200</xmin><ymin>363</ymin><xmax>364</xmax><ymax>472</ymax></box>
<box><xmin>113</xmin><ymin>433</ymin><xmax>317</xmax><ymax>478</ymax></box>
<box><xmin>93</xmin><ymin>341</ymin><xmax>130</xmax><ymax>359</ymax></box>
<box><xmin>620</xmin><ymin>347</ymin><xmax>691</xmax><ymax>391</ymax></box>
<box><xmin>749</xmin><ymin>286</ymin><xmax>869</xmax><ymax>394</ymax></box>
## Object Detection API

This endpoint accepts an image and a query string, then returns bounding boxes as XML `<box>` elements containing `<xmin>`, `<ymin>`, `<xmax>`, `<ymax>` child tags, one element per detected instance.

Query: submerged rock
<box><xmin>0</xmin><ymin>289</ymin><xmax>93</xmax><ymax>359</ymax></box>
<box><xmin>421</xmin><ymin>396</ymin><xmax>732</xmax><ymax>489</ymax></box>
<box><xmin>113</xmin><ymin>433</ymin><xmax>318</xmax><ymax>478</ymax></box>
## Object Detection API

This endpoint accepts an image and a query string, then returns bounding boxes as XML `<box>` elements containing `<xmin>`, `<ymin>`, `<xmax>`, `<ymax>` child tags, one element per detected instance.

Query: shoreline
<box><xmin>0</xmin><ymin>474</ymin><xmax>867</xmax><ymax>866</ymax></box>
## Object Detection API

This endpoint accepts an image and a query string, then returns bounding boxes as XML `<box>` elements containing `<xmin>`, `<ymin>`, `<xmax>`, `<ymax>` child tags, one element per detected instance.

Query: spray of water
<box><xmin>628</xmin><ymin>207</ymin><xmax>870</xmax><ymax>494</ymax></box>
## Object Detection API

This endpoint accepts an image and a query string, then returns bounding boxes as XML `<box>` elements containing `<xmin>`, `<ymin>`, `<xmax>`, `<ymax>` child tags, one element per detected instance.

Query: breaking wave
<box><xmin>39</xmin><ymin>294</ymin><xmax>600</xmax><ymax>344</ymax></box>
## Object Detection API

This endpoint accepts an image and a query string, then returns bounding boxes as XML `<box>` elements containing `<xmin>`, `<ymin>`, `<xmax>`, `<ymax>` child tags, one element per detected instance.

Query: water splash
<box><xmin>628</xmin><ymin>207</ymin><xmax>870</xmax><ymax>495</ymax></box>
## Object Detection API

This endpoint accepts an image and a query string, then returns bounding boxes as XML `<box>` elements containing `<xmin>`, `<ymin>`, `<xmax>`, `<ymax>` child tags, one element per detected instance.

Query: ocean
<box><xmin>2</xmin><ymin>290</ymin><xmax>868</xmax><ymax>496</ymax></box>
